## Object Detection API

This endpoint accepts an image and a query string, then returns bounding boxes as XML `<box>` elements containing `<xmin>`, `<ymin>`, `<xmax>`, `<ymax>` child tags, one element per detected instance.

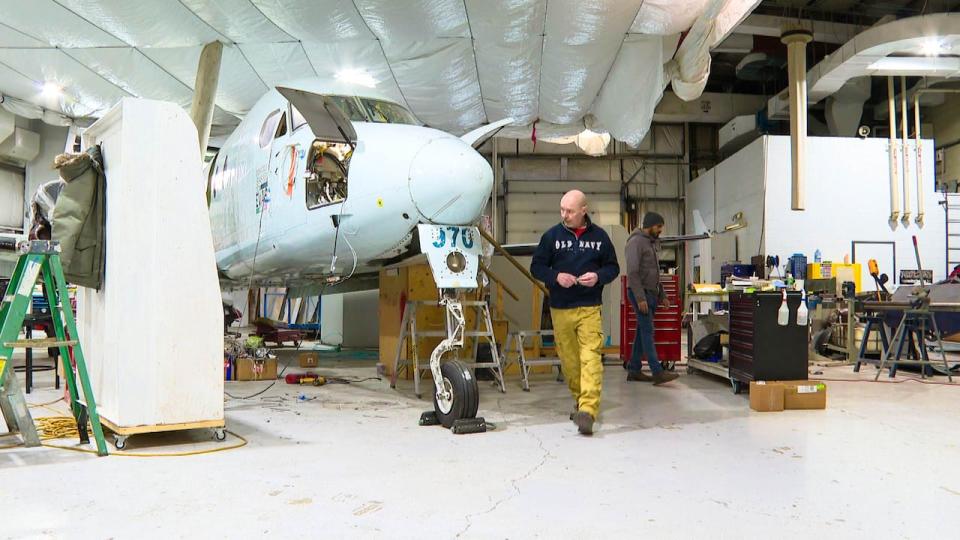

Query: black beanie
<box><xmin>642</xmin><ymin>212</ymin><xmax>665</xmax><ymax>229</ymax></box>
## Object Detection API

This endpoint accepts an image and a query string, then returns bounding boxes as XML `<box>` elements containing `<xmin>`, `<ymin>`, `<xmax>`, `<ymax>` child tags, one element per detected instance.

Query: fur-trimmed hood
<box><xmin>54</xmin><ymin>146</ymin><xmax>103</xmax><ymax>183</ymax></box>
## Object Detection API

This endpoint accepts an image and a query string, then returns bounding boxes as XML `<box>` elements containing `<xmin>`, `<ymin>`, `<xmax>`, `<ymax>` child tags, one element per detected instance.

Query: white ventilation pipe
<box><xmin>911</xmin><ymin>88</ymin><xmax>960</xmax><ymax>226</ymax></box>
<box><xmin>914</xmin><ymin>91</ymin><xmax>923</xmax><ymax>226</ymax></box>
<box><xmin>782</xmin><ymin>27</ymin><xmax>813</xmax><ymax>211</ymax></box>
<box><xmin>888</xmin><ymin>76</ymin><xmax>900</xmax><ymax>225</ymax></box>
<box><xmin>901</xmin><ymin>76</ymin><xmax>911</xmax><ymax>225</ymax></box>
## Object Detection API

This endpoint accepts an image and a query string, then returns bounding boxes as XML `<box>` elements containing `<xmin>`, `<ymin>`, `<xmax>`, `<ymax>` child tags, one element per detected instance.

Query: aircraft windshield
<box><xmin>359</xmin><ymin>99</ymin><xmax>418</xmax><ymax>125</ymax></box>
<box><xmin>321</xmin><ymin>95</ymin><xmax>418</xmax><ymax>126</ymax></box>
<box><xmin>326</xmin><ymin>96</ymin><xmax>368</xmax><ymax>122</ymax></box>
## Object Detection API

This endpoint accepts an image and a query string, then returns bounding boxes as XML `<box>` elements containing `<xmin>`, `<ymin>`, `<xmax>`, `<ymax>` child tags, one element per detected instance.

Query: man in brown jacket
<box><xmin>624</xmin><ymin>212</ymin><xmax>679</xmax><ymax>385</ymax></box>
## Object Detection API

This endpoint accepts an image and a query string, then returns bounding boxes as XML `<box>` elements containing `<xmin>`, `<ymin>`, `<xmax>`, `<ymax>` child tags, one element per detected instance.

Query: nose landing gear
<box><xmin>418</xmin><ymin>291</ymin><xmax>486</xmax><ymax>434</ymax></box>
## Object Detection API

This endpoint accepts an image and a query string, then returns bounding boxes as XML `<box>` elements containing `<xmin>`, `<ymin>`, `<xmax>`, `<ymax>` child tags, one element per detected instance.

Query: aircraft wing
<box><xmin>276</xmin><ymin>87</ymin><xmax>357</xmax><ymax>145</ymax></box>
<box><xmin>460</xmin><ymin>117</ymin><xmax>514</xmax><ymax>149</ymax></box>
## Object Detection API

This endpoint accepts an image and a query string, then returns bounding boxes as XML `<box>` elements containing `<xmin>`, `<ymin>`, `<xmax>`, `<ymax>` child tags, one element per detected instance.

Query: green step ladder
<box><xmin>0</xmin><ymin>240</ymin><xmax>108</xmax><ymax>456</ymax></box>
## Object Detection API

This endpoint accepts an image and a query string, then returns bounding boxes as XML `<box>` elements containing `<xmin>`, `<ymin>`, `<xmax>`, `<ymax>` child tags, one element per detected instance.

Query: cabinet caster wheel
<box><xmin>114</xmin><ymin>436</ymin><xmax>127</xmax><ymax>450</ymax></box>
<box><xmin>214</xmin><ymin>428</ymin><xmax>227</xmax><ymax>442</ymax></box>
<box><xmin>730</xmin><ymin>379</ymin><xmax>743</xmax><ymax>395</ymax></box>
<box><xmin>686</xmin><ymin>366</ymin><xmax>696</xmax><ymax>375</ymax></box>
<box><xmin>664</xmin><ymin>361</ymin><xmax>676</xmax><ymax>371</ymax></box>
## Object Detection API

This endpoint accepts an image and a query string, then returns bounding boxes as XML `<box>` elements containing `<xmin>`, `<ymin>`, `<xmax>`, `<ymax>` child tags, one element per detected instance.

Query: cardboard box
<box><xmin>235</xmin><ymin>357</ymin><xmax>278</xmax><ymax>381</ymax></box>
<box><xmin>783</xmin><ymin>380</ymin><xmax>827</xmax><ymax>410</ymax></box>
<box><xmin>749</xmin><ymin>381</ymin><xmax>785</xmax><ymax>412</ymax></box>
<box><xmin>299</xmin><ymin>352</ymin><xmax>319</xmax><ymax>368</ymax></box>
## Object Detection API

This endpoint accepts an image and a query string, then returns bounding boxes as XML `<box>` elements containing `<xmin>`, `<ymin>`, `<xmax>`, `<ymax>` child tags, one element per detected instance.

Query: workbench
<box><xmin>684</xmin><ymin>291</ymin><xmax>731</xmax><ymax>383</ymax></box>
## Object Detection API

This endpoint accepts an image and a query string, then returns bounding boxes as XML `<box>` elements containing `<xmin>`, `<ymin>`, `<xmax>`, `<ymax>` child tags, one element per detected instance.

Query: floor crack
<box><xmin>455</xmin><ymin>399</ymin><xmax>553</xmax><ymax>538</ymax></box>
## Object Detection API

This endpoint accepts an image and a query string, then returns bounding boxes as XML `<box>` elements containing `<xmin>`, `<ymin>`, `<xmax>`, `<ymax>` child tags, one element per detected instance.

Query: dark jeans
<box><xmin>627</xmin><ymin>288</ymin><xmax>663</xmax><ymax>375</ymax></box>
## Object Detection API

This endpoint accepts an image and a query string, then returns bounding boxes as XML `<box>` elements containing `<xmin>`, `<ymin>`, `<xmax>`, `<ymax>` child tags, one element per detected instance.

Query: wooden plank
<box><xmin>4</xmin><ymin>338</ymin><xmax>77</xmax><ymax>348</ymax></box>
<box><xmin>100</xmin><ymin>416</ymin><xmax>224</xmax><ymax>436</ymax></box>
<box><xmin>378</xmin><ymin>267</ymin><xmax>407</xmax><ymax>374</ymax></box>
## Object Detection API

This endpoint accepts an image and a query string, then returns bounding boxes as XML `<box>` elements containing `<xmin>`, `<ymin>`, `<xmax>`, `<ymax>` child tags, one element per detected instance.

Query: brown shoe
<box><xmin>652</xmin><ymin>371</ymin><xmax>680</xmax><ymax>386</ymax></box>
<box><xmin>573</xmin><ymin>411</ymin><xmax>595</xmax><ymax>435</ymax></box>
<box><xmin>627</xmin><ymin>371</ymin><xmax>653</xmax><ymax>382</ymax></box>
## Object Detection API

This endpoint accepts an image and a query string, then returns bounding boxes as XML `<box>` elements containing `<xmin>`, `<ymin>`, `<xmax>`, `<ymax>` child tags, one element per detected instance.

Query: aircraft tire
<box><xmin>433</xmin><ymin>360</ymin><xmax>479</xmax><ymax>428</ymax></box>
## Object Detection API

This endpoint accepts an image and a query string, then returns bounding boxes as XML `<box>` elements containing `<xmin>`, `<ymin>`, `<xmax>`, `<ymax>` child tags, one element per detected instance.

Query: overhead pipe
<box><xmin>781</xmin><ymin>27</ymin><xmax>813</xmax><ymax>211</ymax></box>
<box><xmin>901</xmin><ymin>76</ymin><xmax>911</xmax><ymax>225</ymax></box>
<box><xmin>911</xmin><ymin>88</ymin><xmax>960</xmax><ymax>226</ymax></box>
<box><xmin>888</xmin><ymin>76</ymin><xmax>900</xmax><ymax>225</ymax></box>
<box><xmin>914</xmin><ymin>91</ymin><xmax>923</xmax><ymax>226</ymax></box>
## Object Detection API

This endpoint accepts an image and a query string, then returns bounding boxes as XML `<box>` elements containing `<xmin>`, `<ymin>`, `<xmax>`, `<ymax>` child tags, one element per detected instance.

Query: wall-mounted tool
<box><xmin>867</xmin><ymin>258</ymin><xmax>890</xmax><ymax>301</ymax></box>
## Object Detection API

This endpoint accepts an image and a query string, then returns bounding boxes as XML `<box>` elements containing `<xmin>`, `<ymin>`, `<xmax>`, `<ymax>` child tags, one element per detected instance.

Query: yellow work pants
<box><xmin>550</xmin><ymin>305</ymin><xmax>604</xmax><ymax>418</ymax></box>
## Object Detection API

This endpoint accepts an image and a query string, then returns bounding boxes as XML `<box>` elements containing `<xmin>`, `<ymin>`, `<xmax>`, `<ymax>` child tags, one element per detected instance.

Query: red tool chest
<box><xmin>620</xmin><ymin>275</ymin><xmax>682</xmax><ymax>368</ymax></box>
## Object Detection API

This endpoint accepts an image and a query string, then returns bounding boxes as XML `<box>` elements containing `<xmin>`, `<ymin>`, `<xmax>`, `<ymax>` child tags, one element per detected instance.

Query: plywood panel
<box><xmin>378</xmin><ymin>267</ymin><xmax>407</xmax><ymax>372</ymax></box>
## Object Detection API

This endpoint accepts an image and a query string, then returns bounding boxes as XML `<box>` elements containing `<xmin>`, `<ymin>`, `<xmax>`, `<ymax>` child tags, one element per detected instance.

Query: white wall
<box><xmin>341</xmin><ymin>290</ymin><xmax>379</xmax><ymax>348</ymax></box>
<box><xmin>320</xmin><ymin>293</ymin><xmax>344</xmax><ymax>346</ymax></box>
<box><xmin>764</xmin><ymin>135</ymin><xmax>942</xmax><ymax>286</ymax></box>
<box><xmin>686</xmin><ymin>138</ymin><xmax>765</xmax><ymax>283</ymax></box>
<box><xmin>686</xmin><ymin>135</ymin><xmax>944</xmax><ymax>288</ymax></box>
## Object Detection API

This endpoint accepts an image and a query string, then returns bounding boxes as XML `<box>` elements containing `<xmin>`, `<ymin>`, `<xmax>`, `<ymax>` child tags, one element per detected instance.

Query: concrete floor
<box><xmin>2</xmin><ymin>348</ymin><xmax>960</xmax><ymax>539</ymax></box>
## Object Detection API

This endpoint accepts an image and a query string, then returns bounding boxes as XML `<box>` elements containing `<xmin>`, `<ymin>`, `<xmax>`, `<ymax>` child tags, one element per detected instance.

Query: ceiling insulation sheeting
<box><xmin>0</xmin><ymin>0</ymin><xmax>759</xmax><ymax>143</ymax></box>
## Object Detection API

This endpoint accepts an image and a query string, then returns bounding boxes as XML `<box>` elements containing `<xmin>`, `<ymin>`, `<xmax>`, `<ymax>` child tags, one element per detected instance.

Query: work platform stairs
<box><xmin>946</xmin><ymin>192</ymin><xmax>960</xmax><ymax>275</ymax></box>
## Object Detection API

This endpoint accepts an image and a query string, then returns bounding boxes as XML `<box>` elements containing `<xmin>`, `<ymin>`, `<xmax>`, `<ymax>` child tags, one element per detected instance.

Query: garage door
<box><xmin>0</xmin><ymin>166</ymin><xmax>25</xmax><ymax>230</ymax></box>
<box><xmin>503</xmin><ymin>154</ymin><xmax>623</xmax><ymax>244</ymax></box>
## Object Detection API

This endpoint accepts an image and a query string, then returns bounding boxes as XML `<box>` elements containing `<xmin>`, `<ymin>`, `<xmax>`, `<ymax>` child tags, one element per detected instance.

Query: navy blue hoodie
<box><xmin>530</xmin><ymin>217</ymin><xmax>620</xmax><ymax>309</ymax></box>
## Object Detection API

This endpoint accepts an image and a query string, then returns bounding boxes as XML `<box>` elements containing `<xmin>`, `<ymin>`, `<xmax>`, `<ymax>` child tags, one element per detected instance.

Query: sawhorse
<box><xmin>876</xmin><ymin>309</ymin><xmax>953</xmax><ymax>382</ymax></box>
<box><xmin>0</xmin><ymin>240</ymin><xmax>108</xmax><ymax>455</ymax></box>
<box><xmin>853</xmin><ymin>314</ymin><xmax>891</xmax><ymax>374</ymax></box>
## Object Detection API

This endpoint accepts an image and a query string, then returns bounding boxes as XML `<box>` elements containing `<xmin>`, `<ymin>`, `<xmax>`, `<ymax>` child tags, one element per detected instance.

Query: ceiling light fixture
<box><xmin>335</xmin><ymin>68</ymin><xmax>376</xmax><ymax>88</ymax></box>
<box><xmin>921</xmin><ymin>37</ymin><xmax>945</xmax><ymax>57</ymax></box>
<box><xmin>40</xmin><ymin>82</ymin><xmax>62</xmax><ymax>98</ymax></box>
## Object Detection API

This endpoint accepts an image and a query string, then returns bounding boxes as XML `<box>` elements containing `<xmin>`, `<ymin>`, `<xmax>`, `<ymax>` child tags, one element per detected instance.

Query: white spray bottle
<box><xmin>797</xmin><ymin>289</ymin><xmax>809</xmax><ymax>326</ymax></box>
<box><xmin>777</xmin><ymin>289</ymin><xmax>789</xmax><ymax>326</ymax></box>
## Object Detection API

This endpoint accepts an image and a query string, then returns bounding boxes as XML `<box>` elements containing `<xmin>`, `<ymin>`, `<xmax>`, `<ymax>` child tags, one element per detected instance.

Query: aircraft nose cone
<box><xmin>408</xmin><ymin>137</ymin><xmax>493</xmax><ymax>225</ymax></box>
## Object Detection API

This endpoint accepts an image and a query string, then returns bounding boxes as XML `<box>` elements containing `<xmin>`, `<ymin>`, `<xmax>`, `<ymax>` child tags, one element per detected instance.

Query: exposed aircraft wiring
<box><xmin>246</xmin><ymin>189</ymin><xmax>268</xmax><ymax>293</ymax></box>
<box><xmin>340</xmin><ymin>230</ymin><xmax>359</xmax><ymax>281</ymax></box>
<box><xmin>224</xmin><ymin>362</ymin><xmax>290</xmax><ymax>400</ymax></box>
<box><xmin>328</xmin><ymin>199</ymin><xmax>358</xmax><ymax>283</ymax></box>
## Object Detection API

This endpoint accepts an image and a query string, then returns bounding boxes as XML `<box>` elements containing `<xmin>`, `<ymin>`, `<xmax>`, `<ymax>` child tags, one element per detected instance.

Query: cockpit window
<box><xmin>327</xmin><ymin>96</ymin><xmax>368</xmax><ymax>122</ymax></box>
<box><xmin>259</xmin><ymin>110</ymin><xmax>282</xmax><ymax>148</ymax></box>
<box><xmin>291</xmin><ymin>106</ymin><xmax>308</xmax><ymax>131</ymax></box>
<box><xmin>274</xmin><ymin>111</ymin><xmax>288</xmax><ymax>138</ymax></box>
<box><xmin>360</xmin><ymin>98</ymin><xmax>418</xmax><ymax>125</ymax></box>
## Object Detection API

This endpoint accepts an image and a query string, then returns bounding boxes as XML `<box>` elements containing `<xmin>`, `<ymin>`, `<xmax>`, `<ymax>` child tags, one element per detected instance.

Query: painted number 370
<box><xmin>432</xmin><ymin>227</ymin><xmax>474</xmax><ymax>249</ymax></box>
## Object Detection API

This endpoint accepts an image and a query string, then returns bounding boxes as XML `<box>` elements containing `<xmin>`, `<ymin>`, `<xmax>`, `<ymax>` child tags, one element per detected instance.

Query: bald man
<box><xmin>530</xmin><ymin>190</ymin><xmax>620</xmax><ymax>435</ymax></box>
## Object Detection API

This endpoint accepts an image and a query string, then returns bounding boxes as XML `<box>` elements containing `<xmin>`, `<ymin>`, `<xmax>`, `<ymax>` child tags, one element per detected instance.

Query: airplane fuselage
<box><xmin>207</xmin><ymin>81</ymin><xmax>493</xmax><ymax>287</ymax></box>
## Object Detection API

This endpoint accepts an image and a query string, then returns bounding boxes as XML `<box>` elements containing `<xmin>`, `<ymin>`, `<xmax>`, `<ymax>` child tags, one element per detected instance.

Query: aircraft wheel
<box><xmin>432</xmin><ymin>361</ymin><xmax>479</xmax><ymax>428</ymax></box>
